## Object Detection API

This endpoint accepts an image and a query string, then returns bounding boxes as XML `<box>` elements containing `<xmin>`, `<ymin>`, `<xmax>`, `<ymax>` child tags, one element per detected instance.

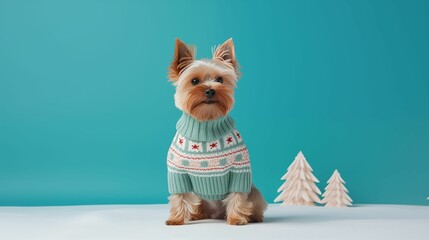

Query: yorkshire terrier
<box><xmin>165</xmin><ymin>38</ymin><xmax>267</xmax><ymax>225</ymax></box>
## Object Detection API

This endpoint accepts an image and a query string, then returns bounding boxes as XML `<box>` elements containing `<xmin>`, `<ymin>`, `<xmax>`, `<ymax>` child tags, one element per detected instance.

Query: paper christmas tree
<box><xmin>274</xmin><ymin>151</ymin><xmax>322</xmax><ymax>206</ymax></box>
<box><xmin>321</xmin><ymin>169</ymin><xmax>353</xmax><ymax>207</ymax></box>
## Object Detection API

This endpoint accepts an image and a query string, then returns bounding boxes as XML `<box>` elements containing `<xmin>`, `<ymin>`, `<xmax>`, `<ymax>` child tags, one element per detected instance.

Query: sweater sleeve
<box><xmin>229</xmin><ymin>171</ymin><xmax>252</xmax><ymax>193</ymax></box>
<box><xmin>168</xmin><ymin>169</ymin><xmax>193</xmax><ymax>195</ymax></box>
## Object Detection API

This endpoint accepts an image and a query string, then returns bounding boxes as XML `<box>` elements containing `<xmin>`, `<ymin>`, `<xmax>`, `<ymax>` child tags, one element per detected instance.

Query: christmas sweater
<box><xmin>167</xmin><ymin>113</ymin><xmax>252</xmax><ymax>201</ymax></box>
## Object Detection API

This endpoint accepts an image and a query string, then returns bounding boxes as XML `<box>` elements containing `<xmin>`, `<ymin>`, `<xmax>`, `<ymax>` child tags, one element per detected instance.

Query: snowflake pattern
<box><xmin>175</xmin><ymin>130</ymin><xmax>243</xmax><ymax>153</ymax></box>
<box><xmin>234</xmin><ymin>130</ymin><xmax>243</xmax><ymax>143</ymax></box>
<box><xmin>223</xmin><ymin>134</ymin><xmax>236</xmax><ymax>147</ymax></box>
<box><xmin>176</xmin><ymin>134</ymin><xmax>186</xmax><ymax>149</ymax></box>
<box><xmin>188</xmin><ymin>140</ymin><xmax>202</xmax><ymax>153</ymax></box>
<box><xmin>206</xmin><ymin>140</ymin><xmax>221</xmax><ymax>152</ymax></box>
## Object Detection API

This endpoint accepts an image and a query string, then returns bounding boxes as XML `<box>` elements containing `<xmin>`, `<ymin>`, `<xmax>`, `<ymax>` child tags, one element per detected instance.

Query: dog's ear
<box><xmin>168</xmin><ymin>38</ymin><xmax>195</xmax><ymax>82</ymax></box>
<box><xmin>213</xmin><ymin>38</ymin><xmax>239</xmax><ymax>75</ymax></box>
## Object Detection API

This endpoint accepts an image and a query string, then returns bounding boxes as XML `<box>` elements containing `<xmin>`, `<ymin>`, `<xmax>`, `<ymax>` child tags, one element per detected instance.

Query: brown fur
<box><xmin>168</xmin><ymin>39</ymin><xmax>196</xmax><ymax>81</ymax></box>
<box><xmin>166</xmin><ymin>38</ymin><xmax>267</xmax><ymax>225</ymax></box>
<box><xmin>166</xmin><ymin>187</ymin><xmax>267</xmax><ymax>225</ymax></box>
<box><xmin>212</xmin><ymin>38</ymin><xmax>240</xmax><ymax>77</ymax></box>
<box><xmin>165</xmin><ymin>192</ymin><xmax>200</xmax><ymax>225</ymax></box>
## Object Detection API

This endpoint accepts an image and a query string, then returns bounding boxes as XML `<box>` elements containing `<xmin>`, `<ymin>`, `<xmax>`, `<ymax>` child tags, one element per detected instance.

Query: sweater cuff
<box><xmin>168</xmin><ymin>172</ymin><xmax>193</xmax><ymax>195</ymax></box>
<box><xmin>229</xmin><ymin>172</ymin><xmax>252</xmax><ymax>193</ymax></box>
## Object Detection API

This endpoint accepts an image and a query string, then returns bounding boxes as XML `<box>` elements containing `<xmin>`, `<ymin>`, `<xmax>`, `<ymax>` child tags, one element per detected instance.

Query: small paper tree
<box><xmin>274</xmin><ymin>151</ymin><xmax>322</xmax><ymax>206</ymax></box>
<box><xmin>321</xmin><ymin>169</ymin><xmax>352</xmax><ymax>207</ymax></box>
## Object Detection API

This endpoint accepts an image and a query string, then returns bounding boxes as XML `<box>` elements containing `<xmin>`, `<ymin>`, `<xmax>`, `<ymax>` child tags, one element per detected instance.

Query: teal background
<box><xmin>0</xmin><ymin>0</ymin><xmax>428</xmax><ymax>206</ymax></box>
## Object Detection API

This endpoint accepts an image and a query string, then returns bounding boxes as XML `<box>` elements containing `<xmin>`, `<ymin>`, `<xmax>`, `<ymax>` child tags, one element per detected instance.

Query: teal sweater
<box><xmin>167</xmin><ymin>113</ymin><xmax>252</xmax><ymax>200</ymax></box>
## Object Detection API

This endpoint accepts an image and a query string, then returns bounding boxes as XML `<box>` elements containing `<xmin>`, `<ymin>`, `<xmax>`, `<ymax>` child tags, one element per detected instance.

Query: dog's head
<box><xmin>168</xmin><ymin>38</ymin><xmax>240</xmax><ymax>121</ymax></box>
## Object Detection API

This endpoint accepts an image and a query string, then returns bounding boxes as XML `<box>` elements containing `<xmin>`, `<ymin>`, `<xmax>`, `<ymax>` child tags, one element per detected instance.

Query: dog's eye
<box><xmin>191</xmin><ymin>78</ymin><xmax>200</xmax><ymax>85</ymax></box>
<box><xmin>215</xmin><ymin>77</ymin><xmax>223</xmax><ymax>83</ymax></box>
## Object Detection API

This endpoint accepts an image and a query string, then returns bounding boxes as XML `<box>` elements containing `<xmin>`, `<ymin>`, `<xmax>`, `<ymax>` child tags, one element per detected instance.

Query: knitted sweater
<box><xmin>167</xmin><ymin>113</ymin><xmax>252</xmax><ymax>201</ymax></box>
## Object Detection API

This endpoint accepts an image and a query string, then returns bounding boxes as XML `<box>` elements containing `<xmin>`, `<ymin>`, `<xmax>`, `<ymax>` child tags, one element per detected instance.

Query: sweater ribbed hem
<box><xmin>168</xmin><ymin>171</ymin><xmax>252</xmax><ymax>201</ymax></box>
<box><xmin>176</xmin><ymin>113</ymin><xmax>235</xmax><ymax>142</ymax></box>
<box><xmin>229</xmin><ymin>171</ymin><xmax>252</xmax><ymax>192</ymax></box>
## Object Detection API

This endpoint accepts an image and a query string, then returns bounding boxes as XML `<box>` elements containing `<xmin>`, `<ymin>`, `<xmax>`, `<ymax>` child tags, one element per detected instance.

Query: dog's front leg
<box><xmin>165</xmin><ymin>193</ymin><xmax>200</xmax><ymax>225</ymax></box>
<box><xmin>223</xmin><ymin>192</ymin><xmax>253</xmax><ymax>225</ymax></box>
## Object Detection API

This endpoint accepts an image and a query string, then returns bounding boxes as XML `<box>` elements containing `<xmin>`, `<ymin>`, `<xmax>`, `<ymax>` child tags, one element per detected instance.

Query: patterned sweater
<box><xmin>167</xmin><ymin>113</ymin><xmax>252</xmax><ymax>200</ymax></box>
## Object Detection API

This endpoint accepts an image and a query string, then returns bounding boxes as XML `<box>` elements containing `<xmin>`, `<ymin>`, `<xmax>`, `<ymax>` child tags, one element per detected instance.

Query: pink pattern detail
<box><xmin>170</xmin><ymin>146</ymin><xmax>248</xmax><ymax>160</ymax></box>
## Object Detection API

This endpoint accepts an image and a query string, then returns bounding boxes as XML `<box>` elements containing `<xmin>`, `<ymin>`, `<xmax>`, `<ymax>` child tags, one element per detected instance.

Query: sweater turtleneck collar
<box><xmin>176</xmin><ymin>113</ymin><xmax>235</xmax><ymax>142</ymax></box>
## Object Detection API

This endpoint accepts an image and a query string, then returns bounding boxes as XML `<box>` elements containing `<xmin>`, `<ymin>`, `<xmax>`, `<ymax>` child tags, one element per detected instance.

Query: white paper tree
<box><xmin>274</xmin><ymin>151</ymin><xmax>322</xmax><ymax>206</ymax></box>
<box><xmin>321</xmin><ymin>169</ymin><xmax>352</xmax><ymax>207</ymax></box>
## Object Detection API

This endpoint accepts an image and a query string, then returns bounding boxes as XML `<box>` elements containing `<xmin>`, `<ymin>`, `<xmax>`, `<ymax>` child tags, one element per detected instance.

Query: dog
<box><xmin>165</xmin><ymin>38</ymin><xmax>267</xmax><ymax>225</ymax></box>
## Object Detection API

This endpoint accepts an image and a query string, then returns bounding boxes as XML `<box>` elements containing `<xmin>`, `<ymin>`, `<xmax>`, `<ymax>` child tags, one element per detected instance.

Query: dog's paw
<box><xmin>249</xmin><ymin>215</ymin><xmax>264</xmax><ymax>223</ymax></box>
<box><xmin>165</xmin><ymin>219</ymin><xmax>185</xmax><ymax>225</ymax></box>
<box><xmin>227</xmin><ymin>216</ymin><xmax>249</xmax><ymax>226</ymax></box>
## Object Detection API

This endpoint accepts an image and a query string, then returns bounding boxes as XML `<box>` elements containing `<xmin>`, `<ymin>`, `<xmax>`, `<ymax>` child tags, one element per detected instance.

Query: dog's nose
<box><xmin>204</xmin><ymin>89</ymin><xmax>216</xmax><ymax>98</ymax></box>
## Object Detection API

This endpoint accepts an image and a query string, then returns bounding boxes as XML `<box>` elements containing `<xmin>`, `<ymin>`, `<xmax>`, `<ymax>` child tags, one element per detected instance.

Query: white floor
<box><xmin>0</xmin><ymin>204</ymin><xmax>428</xmax><ymax>240</ymax></box>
